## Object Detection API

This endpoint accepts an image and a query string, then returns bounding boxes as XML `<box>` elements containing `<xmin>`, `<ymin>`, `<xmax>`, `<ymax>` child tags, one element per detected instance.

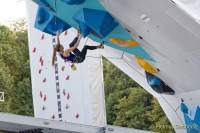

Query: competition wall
<box><xmin>27</xmin><ymin>0</ymin><xmax>106</xmax><ymax>127</ymax></box>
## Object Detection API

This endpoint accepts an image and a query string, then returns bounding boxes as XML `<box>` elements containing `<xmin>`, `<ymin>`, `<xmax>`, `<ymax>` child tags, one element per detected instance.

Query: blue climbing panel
<box><xmin>180</xmin><ymin>102</ymin><xmax>200</xmax><ymax>133</ymax></box>
<box><xmin>32</xmin><ymin>0</ymin><xmax>154</xmax><ymax>61</ymax></box>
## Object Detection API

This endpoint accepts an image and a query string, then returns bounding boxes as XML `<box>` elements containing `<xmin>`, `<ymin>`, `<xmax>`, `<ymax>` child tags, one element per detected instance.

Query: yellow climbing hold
<box><xmin>71</xmin><ymin>64</ymin><xmax>77</xmax><ymax>71</ymax></box>
<box><xmin>110</xmin><ymin>38</ymin><xmax>139</xmax><ymax>47</ymax></box>
<box><xmin>135</xmin><ymin>56</ymin><xmax>158</xmax><ymax>75</ymax></box>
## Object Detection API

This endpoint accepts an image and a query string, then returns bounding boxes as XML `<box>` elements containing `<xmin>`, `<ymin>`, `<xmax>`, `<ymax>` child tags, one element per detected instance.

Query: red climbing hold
<box><xmin>64</xmin><ymin>30</ymin><xmax>68</xmax><ymax>36</ymax></box>
<box><xmin>40</xmin><ymin>56</ymin><xmax>43</xmax><ymax>63</ymax></box>
<box><xmin>75</xmin><ymin>113</ymin><xmax>79</xmax><ymax>119</ymax></box>
<box><xmin>67</xmin><ymin>93</ymin><xmax>70</xmax><ymax>100</ymax></box>
<box><xmin>52</xmin><ymin>114</ymin><xmax>55</xmax><ymax>119</ymax></box>
<box><xmin>61</xmin><ymin>66</ymin><xmax>65</xmax><ymax>71</ymax></box>
<box><xmin>44</xmin><ymin>95</ymin><xmax>47</xmax><ymax>102</ymax></box>
<box><xmin>65</xmin><ymin>75</ymin><xmax>70</xmax><ymax>80</ymax></box>
<box><xmin>41</xmin><ymin>60</ymin><xmax>44</xmax><ymax>66</ymax></box>
<box><xmin>38</xmin><ymin>69</ymin><xmax>42</xmax><ymax>74</ymax></box>
<box><xmin>43</xmin><ymin>78</ymin><xmax>46</xmax><ymax>83</ymax></box>
<box><xmin>40</xmin><ymin>91</ymin><xmax>43</xmax><ymax>98</ymax></box>
<box><xmin>41</xmin><ymin>34</ymin><xmax>45</xmax><ymax>40</ymax></box>
<box><xmin>32</xmin><ymin>47</ymin><xmax>36</xmax><ymax>53</ymax></box>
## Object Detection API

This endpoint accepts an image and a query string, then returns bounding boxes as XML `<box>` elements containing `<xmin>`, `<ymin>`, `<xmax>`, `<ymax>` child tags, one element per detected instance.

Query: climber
<box><xmin>52</xmin><ymin>30</ymin><xmax>104</xmax><ymax>65</ymax></box>
<box><xmin>145</xmin><ymin>71</ymin><xmax>175</xmax><ymax>95</ymax></box>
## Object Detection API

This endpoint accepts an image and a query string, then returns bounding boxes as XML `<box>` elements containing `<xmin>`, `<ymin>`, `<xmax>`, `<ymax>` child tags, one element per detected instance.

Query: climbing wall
<box><xmin>26</xmin><ymin>0</ymin><xmax>106</xmax><ymax>127</ymax></box>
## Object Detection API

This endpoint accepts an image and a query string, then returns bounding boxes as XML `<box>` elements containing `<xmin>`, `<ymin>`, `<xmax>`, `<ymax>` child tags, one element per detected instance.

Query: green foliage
<box><xmin>148</xmin><ymin>98</ymin><xmax>175</xmax><ymax>133</ymax></box>
<box><xmin>114</xmin><ymin>88</ymin><xmax>152</xmax><ymax>130</ymax></box>
<box><xmin>0</xmin><ymin>22</ymin><xmax>33</xmax><ymax>116</ymax></box>
<box><xmin>103</xmin><ymin>58</ymin><xmax>139</xmax><ymax>95</ymax></box>
<box><xmin>103</xmin><ymin>58</ymin><xmax>174</xmax><ymax>132</ymax></box>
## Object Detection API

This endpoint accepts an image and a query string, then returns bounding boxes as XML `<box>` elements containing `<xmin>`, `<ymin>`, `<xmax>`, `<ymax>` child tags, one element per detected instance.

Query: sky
<box><xmin>0</xmin><ymin>0</ymin><xmax>199</xmax><ymax>26</ymax></box>
<box><xmin>0</xmin><ymin>0</ymin><xmax>26</xmax><ymax>25</ymax></box>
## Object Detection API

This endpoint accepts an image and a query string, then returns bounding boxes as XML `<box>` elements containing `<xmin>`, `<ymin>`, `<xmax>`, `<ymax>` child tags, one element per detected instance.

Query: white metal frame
<box><xmin>0</xmin><ymin>113</ymin><xmax>152</xmax><ymax>133</ymax></box>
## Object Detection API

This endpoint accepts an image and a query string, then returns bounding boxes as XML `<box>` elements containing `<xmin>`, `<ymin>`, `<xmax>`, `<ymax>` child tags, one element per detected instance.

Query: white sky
<box><xmin>0</xmin><ymin>0</ymin><xmax>199</xmax><ymax>26</ymax></box>
<box><xmin>0</xmin><ymin>0</ymin><xmax>26</xmax><ymax>25</ymax></box>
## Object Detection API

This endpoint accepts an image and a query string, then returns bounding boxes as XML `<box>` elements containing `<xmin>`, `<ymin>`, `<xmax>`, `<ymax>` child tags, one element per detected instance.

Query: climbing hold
<box><xmin>64</xmin><ymin>30</ymin><xmax>68</xmax><ymax>35</ymax></box>
<box><xmin>38</xmin><ymin>69</ymin><xmax>42</xmax><ymax>74</ymax></box>
<box><xmin>67</xmin><ymin>93</ymin><xmax>70</xmax><ymax>100</ymax></box>
<box><xmin>41</xmin><ymin>60</ymin><xmax>44</xmax><ymax>66</ymax></box>
<box><xmin>73</xmin><ymin>8</ymin><xmax>118</xmax><ymax>38</ymax></box>
<box><xmin>146</xmin><ymin>73</ymin><xmax>161</xmax><ymax>86</ymax></box>
<box><xmin>32</xmin><ymin>47</ymin><xmax>36</xmax><ymax>53</ymax></box>
<box><xmin>61</xmin><ymin>66</ymin><xmax>65</xmax><ymax>71</ymax></box>
<box><xmin>40</xmin><ymin>91</ymin><xmax>43</xmax><ymax>98</ymax></box>
<box><xmin>110</xmin><ymin>38</ymin><xmax>140</xmax><ymax>47</ymax></box>
<box><xmin>41</xmin><ymin>34</ymin><xmax>45</xmax><ymax>40</ymax></box>
<box><xmin>71</xmin><ymin>64</ymin><xmax>77</xmax><ymax>71</ymax></box>
<box><xmin>43</xmin><ymin>78</ymin><xmax>46</xmax><ymax>83</ymax></box>
<box><xmin>135</xmin><ymin>56</ymin><xmax>158</xmax><ymax>75</ymax></box>
<box><xmin>65</xmin><ymin>75</ymin><xmax>70</xmax><ymax>80</ymax></box>
<box><xmin>44</xmin><ymin>95</ymin><xmax>47</xmax><ymax>102</ymax></box>
<box><xmin>75</xmin><ymin>113</ymin><xmax>79</xmax><ymax>119</ymax></box>
<box><xmin>40</xmin><ymin>56</ymin><xmax>43</xmax><ymax>62</ymax></box>
<box><xmin>35</xmin><ymin>6</ymin><xmax>71</xmax><ymax>36</ymax></box>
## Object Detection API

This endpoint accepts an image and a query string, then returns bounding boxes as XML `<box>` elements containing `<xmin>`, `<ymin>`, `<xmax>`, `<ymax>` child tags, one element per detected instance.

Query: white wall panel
<box><xmin>27</xmin><ymin>0</ymin><xmax>106</xmax><ymax>127</ymax></box>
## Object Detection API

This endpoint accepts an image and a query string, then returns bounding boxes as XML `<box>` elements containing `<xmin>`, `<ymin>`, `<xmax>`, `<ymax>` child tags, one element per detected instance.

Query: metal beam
<box><xmin>0</xmin><ymin>113</ymin><xmax>152</xmax><ymax>133</ymax></box>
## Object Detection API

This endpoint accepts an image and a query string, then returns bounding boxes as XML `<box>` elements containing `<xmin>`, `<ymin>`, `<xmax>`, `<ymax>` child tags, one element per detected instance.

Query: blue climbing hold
<box><xmin>73</xmin><ymin>8</ymin><xmax>118</xmax><ymax>38</ymax></box>
<box><xmin>146</xmin><ymin>74</ymin><xmax>161</xmax><ymax>86</ymax></box>
<box><xmin>61</xmin><ymin>0</ymin><xmax>85</xmax><ymax>5</ymax></box>
<box><xmin>35</xmin><ymin>7</ymin><xmax>71</xmax><ymax>35</ymax></box>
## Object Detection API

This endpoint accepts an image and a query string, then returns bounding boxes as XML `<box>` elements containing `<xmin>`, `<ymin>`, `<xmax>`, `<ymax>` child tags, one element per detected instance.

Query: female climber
<box><xmin>52</xmin><ymin>31</ymin><xmax>104</xmax><ymax>65</ymax></box>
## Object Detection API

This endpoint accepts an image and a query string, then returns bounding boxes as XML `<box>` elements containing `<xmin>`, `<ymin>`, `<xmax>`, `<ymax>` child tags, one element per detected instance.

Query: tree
<box><xmin>103</xmin><ymin>58</ymin><xmax>139</xmax><ymax>95</ymax></box>
<box><xmin>113</xmin><ymin>88</ymin><xmax>152</xmax><ymax>130</ymax></box>
<box><xmin>103</xmin><ymin>58</ymin><xmax>174</xmax><ymax>132</ymax></box>
<box><xmin>0</xmin><ymin>60</ymin><xmax>14</xmax><ymax>113</ymax></box>
<box><xmin>148</xmin><ymin>98</ymin><xmax>175</xmax><ymax>133</ymax></box>
<box><xmin>0</xmin><ymin>21</ymin><xmax>33</xmax><ymax>116</ymax></box>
